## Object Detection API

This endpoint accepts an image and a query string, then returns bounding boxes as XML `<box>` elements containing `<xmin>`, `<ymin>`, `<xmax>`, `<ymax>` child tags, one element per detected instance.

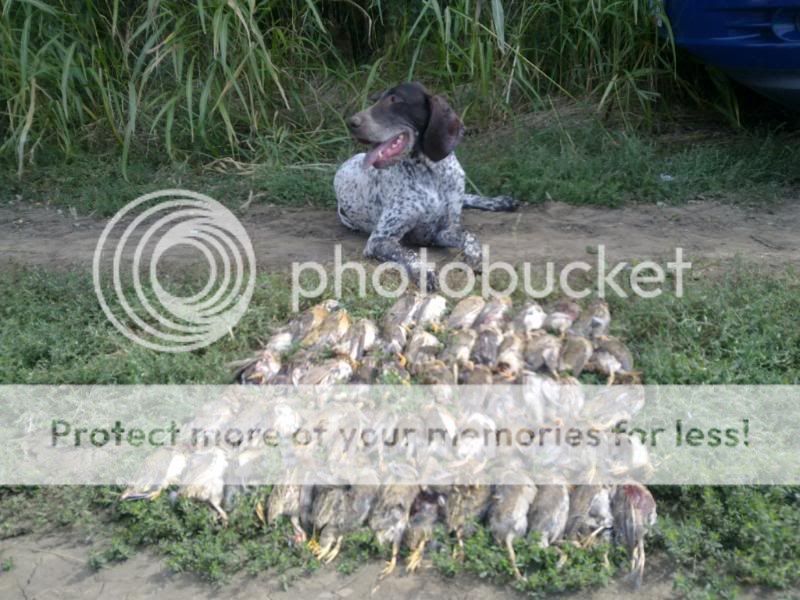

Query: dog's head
<box><xmin>346</xmin><ymin>82</ymin><xmax>464</xmax><ymax>169</ymax></box>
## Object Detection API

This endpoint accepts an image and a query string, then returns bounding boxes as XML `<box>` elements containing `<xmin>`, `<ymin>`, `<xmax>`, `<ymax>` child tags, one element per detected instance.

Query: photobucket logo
<box><xmin>291</xmin><ymin>244</ymin><xmax>691</xmax><ymax>310</ymax></box>
<box><xmin>93</xmin><ymin>190</ymin><xmax>256</xmax><ymax>352</ymax></box>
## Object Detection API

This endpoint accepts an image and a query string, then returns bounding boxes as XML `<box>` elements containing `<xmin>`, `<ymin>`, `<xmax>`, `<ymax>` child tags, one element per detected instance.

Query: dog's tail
<box><xmin>463</xmin><ymin>194</ymin><xmax>519</xmax><ymax>212</ymax></box>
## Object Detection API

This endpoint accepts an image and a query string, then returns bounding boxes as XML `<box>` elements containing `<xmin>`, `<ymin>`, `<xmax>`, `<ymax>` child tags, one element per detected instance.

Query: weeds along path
<box><xmin>1</xmin><ymin>199</ymin><xmax>798</xmax><ymax>273</ymax></box>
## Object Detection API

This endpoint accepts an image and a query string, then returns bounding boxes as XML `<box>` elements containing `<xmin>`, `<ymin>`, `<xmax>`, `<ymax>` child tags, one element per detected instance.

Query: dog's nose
<box><xmin>347</xmin><ymin>115</ymin><xmax>362</xmax><ymax>130</ymax></box>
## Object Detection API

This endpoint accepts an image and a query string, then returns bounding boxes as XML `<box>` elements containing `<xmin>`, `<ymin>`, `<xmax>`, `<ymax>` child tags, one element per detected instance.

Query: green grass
<box><xmin>3</xmin><ymin>119</ymin><xmax>799</xmax><ymax>217</ymax></box>
<box><xmin>1</xmin><ymin>265</ymin><xmax>800</xmax><ymax>597</ymax></box>
<box><xmin>0</xmin><ymin>0</ymin><xmax>675</xmax><ymax>177</ymax></box>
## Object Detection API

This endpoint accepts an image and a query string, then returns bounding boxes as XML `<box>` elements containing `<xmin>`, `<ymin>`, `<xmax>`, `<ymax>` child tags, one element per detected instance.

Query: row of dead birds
<box><xmin>122</xmin><ymin>294</ymin><xmax>654</xmax><ymax>586</ymax></box>
<box><xmin>234</xmin><ymin>292</ymin><xmax>637</xmax><ymax>388</ymax></box>
<box><xmin>263</xmin><ymin>480</ymin><xmax>656</xmax><ymax>586</ymax></box>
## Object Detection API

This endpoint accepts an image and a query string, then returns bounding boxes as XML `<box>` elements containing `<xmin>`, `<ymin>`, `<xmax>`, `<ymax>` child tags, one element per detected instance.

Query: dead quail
<box><xmin>460</xmin><ymin>363</ymin><xmax>494</xmax><ymax>385</ymax></box>
<box><xmin>495</xmin><ymin>331</ymin><xmax>525</xmax><ymax>381</ymax></box>
<box><xmin>544</xmin><ymin>300</ymin><xmax>581</xmax><ymax>338</ymax></box>
<box><xmin>370</xmin><ymin>485</ymin><xmax>421</xmax><ymax>577</ymax></box>
<box><xmin>296</xmin><ymin>357</ymin><xmax>354</xmax><ymax>385</ymax></box>
<box><xmin>266</xmin><ymin>484</ymin><xmax>314</xmax><ymax>544</ymax></box>
<box><xmin>232</xmin><ymin>348</ymin><xmax>281</xmax><ymax>384</ymax></box>
<box><xmin>558</xmin><ymin>334</ymin><xmax>594</xmax><ymax>379</ymax></box>
<box><xmin>416</xmin><ymin>293</ymin><xmax>448</xmax><ymax>331</ymax></box>
<box><xmin>447</xmin><ymin>295</ymin><xmax>486</xmax><ymax>330</ymax></box>
<box><xmin>288</xmin><ymin>299</ymin><xmax>340</xmax><ymax>341</ymax></box>
<box><xmin>445</xmin><ymin>485</ymin><xmax>493</xmax><ymax>560</ymax></box>
<box><xmin>180</xmin><ymin>448</ymin><xmax>229</xmax><ymax>523</ymax></box>
<box><xmin>333</xmin><ymin>318</ymin><xmax>378</xmax><ymax>362</ymax></box>
<box><xmin>527</xmin><ymin>484</ymin><xmax>570</xmax><ymax>549</ymax></box>
<box><xmin>417</xmin><ymin>359</ymin><xmax>456</xmax><ymax>384</ymax></box>
<box><xmin>383</xmin><ymin>293</ymin><xmax>424</xmax><ymax>356</ymax></box>
<box><xmin>488</xmin><ymin>484</ymin><xmax>538</xmax><ymax>579</ymax></box>
<box><xmin>405</xmin><ymin>329</ymin><xmax>442</xmax><ymax>373</ymax></box>
<box><xmin>441</xmin><ymin>328</ymin><xmax>478</xmax><ymax>368</ymax></box>
<box><xmin>564</xmin><ymin>485</ymin><xmax>614</xmax><ymax>547</ymax></box>
<box><xmin>589</xmin><ymin>335</ymin><xmax>636</xmax><ymax>385</ymax></box>
<box><xmin>512</xmin><ymin>301</ymin><xmax>547</xmax><ymax>336</ymax></box>
<box><xmin>524</xmin><ymin>330</ymin><xmax>562</xmax><ymax>378</ymax></box>
<box><xmin>611</xmin><ymin>483</ymin><xmax>657</xmax><ymax>589</ymax></box>
<box><xmin>121</xmin><ymin>447</ymin><xmax>187</xmax><ymax>501</ymax></box>
<box><xmin>302</xmin><ymin>309</ymin><xmax>352</xmax><ymax>349</ymax></box>
<box><xmin>404</xmin><ymin>490</ymin><xmax>445</xmax><ymax>573</ymax></box>
<box><xmin>472</xmin><ymin>324</ymin><xmax>505</xmax><ymax>366</ymax></box>
<box><xmin>309</xmin><ymin>485</ymin><xmax>377</xmax><ymax>563</ymax></box>
<box><xmin>474</xmin><ymin>295</ymin><xmax>513</xmax><ymax>329</ymax></box>
<box><xmin>586</xmin><ymin>298</ymin><xmax>611</xmax><ymax>338</ymax></box>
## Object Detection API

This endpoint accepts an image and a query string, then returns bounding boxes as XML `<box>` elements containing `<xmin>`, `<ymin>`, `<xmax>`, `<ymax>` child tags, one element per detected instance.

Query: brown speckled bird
<box><xmin>266</xmin><ymin>484</ymin><xmax>314</xmax><ymax>544</ymax></box>
<box><xmin>495</xmin><ymin>331</ymin><xmax>525</xmax><ymax>381</ymax></box>
<box><xmin>309</xmin><ymin>485</ymin><xmax>377</xmax><ymax>563</ymax></box>
<box><xmin>512</xmin><ymin>301</ymin><xmax>547</xmax><ymax>336</ymax></box>
<box><xmin>369</xmin><ymin>485</ymin><xmax>421</xmax><ymax>577</ymax></box>
<box><xmin>611</xmin><ymin>483</ymin><xmax>657</xmax><ymax>589</ymax></box>
<box><xmin>524</xmin><ymin>330</ymin><xmax>562</xmax><ymax>378</ymax></box>
<box><xmin>472</xmin><ymin>324</ymin><xmax>505</xmax><ymax>366</ymax></box>
<box><xmin>488</xmin><ymin>484</ymin><xmax>538</xmax><ymax>579</ymax></box>
<box><xmin>180</xmin><ymin>448</ymin><xmax>229</xmax><ymax>523</ymax></box>
<box><xmin>232</xmin><ymin>348</ymin><xmax>281</xmax><ymax>384</ymax></box>
<box><xmin>416</xmin><ymin>293</ymin><xmax>448</xmax><ymax>331</ymax></box>
<box><xmin>558</xmin><ymin>334</ymin><xmax>594</xmax><ymax>379</ymax></box>
<box><xmin>545</xmin><ymin>300</ymin><xmax>581</xmax><ymax>339</ymax></box>
<box><xmin>441</xmin><ymin>328</ymin><xmax>477</xmax><ymax>369</ymax></box>
<box><xmin>474</xmin><ymin>296</ymin><xmax>513</xmax><ymax>329</ymax></box>
<box><xmin>334</xmin><ymin>318</ymin><xmax>378</xmax><ymax>362</ymax></box>
<box><xmin>527</xmin><ymin>484</ymin><xmax>570</xmax><ymax>549</ymax></box>
<box><xmin>121</xmin><ymin>447</ymin><xmax>187</xmax><ymax>501</ymax></box>
<box><xmin>589</xmin><ymin>335</ymin><xmax>636</xmax><ymax>385</ymax></box>
<box><xmin>446</xmin><ymin>295</ymin><xmax>486</xmax><ymax>330</ymax></box>
<box><xmin>404</xmin><ymin>490</ymin><xmax>445</xmax><ymax>573</ymax></box>
<box><xmin>445</xmin><ymin>485</ymin><xmax>493</xmax><ymax>560</ymax></box>
<box><xmin>565</xmin><ymin>485</ymin><xmax>614</xmax><ymax>548</ymax></box>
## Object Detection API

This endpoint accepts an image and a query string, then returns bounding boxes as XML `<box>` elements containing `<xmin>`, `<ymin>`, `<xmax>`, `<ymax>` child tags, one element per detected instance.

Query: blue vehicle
<box><xmin>662</xmin><ymin>0</ymin><xmax>800</xmax><ymax>108</ymax></box>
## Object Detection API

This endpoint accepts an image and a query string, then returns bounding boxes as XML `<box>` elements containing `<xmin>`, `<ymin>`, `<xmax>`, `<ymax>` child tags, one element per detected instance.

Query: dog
<box><xmin>334</xmin><ymin>81</ymin><xmax>518</xmax><ymax>291</ymax></box>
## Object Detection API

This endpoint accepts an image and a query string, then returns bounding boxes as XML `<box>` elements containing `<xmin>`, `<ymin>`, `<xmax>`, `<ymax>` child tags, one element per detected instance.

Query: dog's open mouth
<box><xmin>362</xmin><ymin>132</ymin><xmax>409</xmax><ymax>168</ymax></box>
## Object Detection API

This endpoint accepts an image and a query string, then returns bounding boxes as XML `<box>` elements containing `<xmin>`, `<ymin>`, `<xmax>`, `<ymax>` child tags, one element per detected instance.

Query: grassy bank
<box><xmin>3</xmin><ymin>117</ymin><xmax>799</xmax><ymax>216</ymax></box>
<box><xmin>1</xmin><ymin>0</ymin><xmax>675</xmax><ymax>176</ymax></box>
<box><xmin>1</xmin><ymin>265</ymin><xmax>800</xmax><ymax>597</ymax></box>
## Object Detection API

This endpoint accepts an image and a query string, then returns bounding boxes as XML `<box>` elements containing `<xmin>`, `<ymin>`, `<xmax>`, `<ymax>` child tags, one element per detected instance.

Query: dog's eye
<box><xmin>388</xmin><ymin>94</ymin><xmax>399</xmax><ymax>104</ymax></box>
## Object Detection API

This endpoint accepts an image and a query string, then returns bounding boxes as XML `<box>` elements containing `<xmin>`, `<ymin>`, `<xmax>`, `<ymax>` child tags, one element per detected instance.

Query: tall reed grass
<box><xmin>0</xmin><ymin>0</ymin><xmax>674</xmax><ymax>176</ymax></box>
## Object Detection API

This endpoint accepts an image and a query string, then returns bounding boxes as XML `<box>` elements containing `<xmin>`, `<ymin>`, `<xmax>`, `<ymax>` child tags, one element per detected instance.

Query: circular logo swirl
<box><xmin>93</xmin><ymin>190</ymin><xmax>256</xmax><ymax>352</ymax></box>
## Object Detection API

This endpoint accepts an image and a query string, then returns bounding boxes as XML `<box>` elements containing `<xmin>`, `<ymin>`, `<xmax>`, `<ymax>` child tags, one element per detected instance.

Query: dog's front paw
<box><xmin>494</xmin><ymin>195</ymin><xmax>519</xmax><ymax>212</ymax></box>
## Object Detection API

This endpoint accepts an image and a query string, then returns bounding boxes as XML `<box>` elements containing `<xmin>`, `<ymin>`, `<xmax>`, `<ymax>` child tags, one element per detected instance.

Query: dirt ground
<box><xmin>1</xmin><ymin>198</ymin><xmax>799</xmax><ymax>273</ymax></box>
<box><xmin>0</xmin><ymin>532</ymin><xmax>680</xmax><ymax>600</ymax></box>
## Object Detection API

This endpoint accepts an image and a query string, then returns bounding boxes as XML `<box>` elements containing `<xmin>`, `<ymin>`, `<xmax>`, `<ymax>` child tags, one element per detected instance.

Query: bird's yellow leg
<box><xmin>306</xmin><ymin>529</ymin><xmax>320</xmax><ymax>554</ymax></box>
<box><xmin>380</xmin><ymin>543</ymin><xmax>399</xmax><ymax>578</ymax></box>
<box><xmin>210</xmin><ymin>501</ymin><xmax>228</xmax><ymax>525</ymax></box>
<box><xmin>313</xmin><ymin>538</ymin><xmax>334</xmax><ymax>561</ymax></box>
<box><xmin>505</xmin><ymin>536</ymin><xmax>523</xmax><ymax>580</ymax></box>
<box><xmin>555</xmin><ymin>545</ymin><xmax>568</xmax><ymax>570</ymax></box>
<box><xmin>606</xmin><ymin>369</ymin><xmax>616</xmax><ymax>387</ymax></box>
<box><xmin>452</xmin><ymin>532</ymin><xmax>465</xmax><ymax>561</ymax></box>
<box><xmin>397</xmin><ymin>353</ymin><xmax>408</xmax><ymax>368</ymax></box>
<box><xmin>405</xmin><ymin>539</ymin><xmax>427</xmax><ymax>573</ymax></box>
<box><xmin>322</xmin><ymin>536</ymin><xmax>343</xmax><ymax>564</ymax></box>
<box><xmin>255</xmin><ymin>501</ymin><xmax>266</xmax><ymax>526</ymax></box>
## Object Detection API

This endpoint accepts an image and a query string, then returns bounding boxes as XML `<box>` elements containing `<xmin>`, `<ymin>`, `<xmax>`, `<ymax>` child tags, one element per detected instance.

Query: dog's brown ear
<box><xmin>421</xmin><ymin>94</ymin><xmax>464</xmax><ymax>162</ymax></box>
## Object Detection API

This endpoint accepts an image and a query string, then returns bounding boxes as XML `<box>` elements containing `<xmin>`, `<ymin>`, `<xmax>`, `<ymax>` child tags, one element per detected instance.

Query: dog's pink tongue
<box><xmin>363</xmin><ymin>134</ymin><xmax>407</xmax><ymax>169</ymax></box>
<box><xmin>363</xmin><ymin>138</ymin><xmax>395</xmax><ymax>169</ymax></box>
